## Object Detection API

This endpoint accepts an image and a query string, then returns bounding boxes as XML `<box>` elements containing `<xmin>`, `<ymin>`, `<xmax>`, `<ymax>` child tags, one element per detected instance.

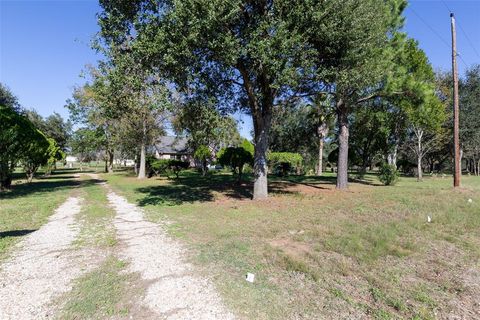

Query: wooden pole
<box><xmin>451</xmin><ymin>13</ymin><xmax>461</xmax><ymax>187</ymax></box>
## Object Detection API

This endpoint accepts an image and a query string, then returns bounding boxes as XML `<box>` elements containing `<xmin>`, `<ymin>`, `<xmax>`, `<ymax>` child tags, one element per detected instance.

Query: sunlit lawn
<box><xmin>0</xmin><ymin>168</ymin><xmax>81</xmax><ymax>259</ymax></box>
<box><xmin>103</xmin><ymin>170</ymin><xmax>480</xmax><ymax>319</ymax></box>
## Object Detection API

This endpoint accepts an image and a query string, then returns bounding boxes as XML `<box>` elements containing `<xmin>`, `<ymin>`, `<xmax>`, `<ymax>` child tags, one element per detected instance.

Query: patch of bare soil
<box><xmin>269</xmin><ymin>237</ymin><xmax>312</xmax><ymax>259</ymax></box>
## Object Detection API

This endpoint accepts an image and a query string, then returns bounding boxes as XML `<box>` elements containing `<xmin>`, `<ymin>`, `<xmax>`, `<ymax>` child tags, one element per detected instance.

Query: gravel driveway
<box><xmin>106</xmin><ymin>185</ymin><xmax>235</xmax><ymax>319</ymax></box>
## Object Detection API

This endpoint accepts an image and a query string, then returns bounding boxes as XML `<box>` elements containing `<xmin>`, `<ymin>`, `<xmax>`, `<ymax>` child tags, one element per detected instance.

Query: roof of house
<box><xmin>154</xmin><ymin>136</ymin><xmax>190</xmax><ymax>154</ymax></box>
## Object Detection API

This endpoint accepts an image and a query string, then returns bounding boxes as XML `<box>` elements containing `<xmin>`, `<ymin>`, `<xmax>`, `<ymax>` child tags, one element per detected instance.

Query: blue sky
<box><xmin>1</xmin><ymin>0</ymin><xmax>479</xmax><ymax>139</ymax></box>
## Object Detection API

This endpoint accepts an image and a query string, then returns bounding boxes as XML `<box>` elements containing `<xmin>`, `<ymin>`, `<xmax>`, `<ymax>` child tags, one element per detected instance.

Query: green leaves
<box><xmin>193</xmin><ymin>145</ymin><xmax>212</xmax><ymax>163</ymax></box>
<box><xmin>147</xmin><ymin>158</ymin><xmax>189</xmax><ymax>179</ymax></box>
<box><xmin>378</xmin><ymin>163</ymin><xmax>399</xmax><ymax>186</ymax></box>
<box><xmin>0</xmin><ymin>103</ymin><xmax>47</xmax><ymax>185</ymax></box>
<box><xmin>267</xmin><ymin>152</ymin><xmax>303</xmax><ymax>176</ymax></box>
<box><xmin>173</xmin><ymin>98</ymin><xmax>241</xmax><ymax>152</ymax></box>
<box><xmin>22</xmin><ymin>130</ymin><xmax>51</xmax><ymax>180</ymax></box>
<box><xmin>459</xmin><ymin>65</ymin><xmax>480</xmax><ymax>155</ymax></box>
<box><xmin>217</xmin><ymin>142</ymin><xmax>254</xmax><ymax>180</ymax></box>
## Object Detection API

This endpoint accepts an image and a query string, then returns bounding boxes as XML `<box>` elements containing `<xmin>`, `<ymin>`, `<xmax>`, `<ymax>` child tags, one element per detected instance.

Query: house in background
<box><xmin>65</xmin><ymin>155</ymin><xmax>78</xmax><ymax>163</ymax></box>
<box><xmin>153</xmin><ymin>136</ymin><xmax>194</xmax><ymax>165</ymax></box>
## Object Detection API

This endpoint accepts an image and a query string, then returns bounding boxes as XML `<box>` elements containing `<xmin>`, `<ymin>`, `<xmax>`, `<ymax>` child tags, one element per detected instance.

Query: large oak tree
<box><xmin>98</xmin><ymin>0</ymin><xmax>407</xmax><ymax>197</ymax></box>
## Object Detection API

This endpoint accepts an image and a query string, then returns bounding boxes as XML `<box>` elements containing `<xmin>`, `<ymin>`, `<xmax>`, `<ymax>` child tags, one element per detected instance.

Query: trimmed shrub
<box><xmin>268</xmin><ymin>152</ymin><xmax>303</xmax><ymax>176</ymax></box>
<box><xmin>167</xmin><ymin>160</ymin><xmax>190</xmax><ymax>178</ymax></box>
<box><xmin>147</xmin><ymin>158</ymin><xmax>189</xmax><ymax>179</ymax></box>
<box><xmin>217</xmin><ymin>145</ymin><xmax>253</xmax><ymax>183</ymax></box>
<box><xmin>378</xmin><ymin>163</ymin><xmax>399</xmax><ymax>186</ymax></box>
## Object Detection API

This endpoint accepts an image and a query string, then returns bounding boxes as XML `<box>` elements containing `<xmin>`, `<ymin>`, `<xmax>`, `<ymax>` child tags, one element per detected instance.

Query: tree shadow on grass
<box><xmin>137</xmin><ymin>184</ymin><xmax>215</xmax><ymax>206</ymax></box>
<box><xmin>37</xmin><ymin>175</ymin><xmax>80</xmax><ymax>180</ymax></box>
<box><xmin>1</xmin><ymin>168</ymin><xmax>109</xmax><ymax>199</ymax></box>
<box><xmin>0</xmin><ymin>180</ymin><xmax>81</xmax><ymax>199</ymax></box>
<box><xmin>349</xmin><ymin>174</ymin><xmax>382</xmax><ymax>187</ymax></box>
<box><xmin>134</xmin><ymin>170</ymin><xmax>390</xmax><ymax>207</ymax></box>
<box><xmin>135</xmin><ymin>172</ymin><xmax>309</xmax><ymax>206</ymax></box>
<box><xmin>271</xmin><ymin>175</ymin><xmax>337</xmax><ymax>191</ymax></box>
<box><xmin>0</xmin><ymin>229</ymin><xmax>37</xmax><ymax>238</ymax></box>
<box><xmin>282</xmin><ymin>173</ymin><xmax>382</xmax><ymax>188</ymax></box>
<box><xmin>136</xmin><ymin>174</ymin><xmax>250</xmax><ymax>206</ymax></box>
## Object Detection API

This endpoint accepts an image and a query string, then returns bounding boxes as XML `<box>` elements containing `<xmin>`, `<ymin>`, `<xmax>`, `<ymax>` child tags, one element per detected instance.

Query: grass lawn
<box><xmin>103</xmin><ymin>170</ymin><xmax>480</xmax><ymax>320</ymax></box>
<box><xmin>0</xmin><ymin>168</ymin><xmax>81</xmax><ymax>259</ymax></box>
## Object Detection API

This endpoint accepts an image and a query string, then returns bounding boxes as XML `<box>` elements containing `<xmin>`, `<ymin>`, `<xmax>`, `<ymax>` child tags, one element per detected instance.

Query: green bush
<box><xmin>167</xmin><ymin>160</ymin><xmax>190</xmax><ymax>178</ymax></box>
<box><xmin>148</xmin><ymin>159</ymin><xmax>169</xmax><ymax>177</ymax></box>
<box><xmin>217</xmin><ymin>145</ymin><xmax>253</xmax><ymax>183</ymax></box>
<box><xmin>378</xmin><ymin>163</ymin><xmax>399</xmax><ymax>186</ymax></box>
<box><xmin>268</xmin><ymin>152</ymin><xmax>303</xmax><ymax>176</ymax></box>
<box><xmin>147</xmin><ymin>157</ymin><xmax>189</xmax><ymax>179</ymax></box>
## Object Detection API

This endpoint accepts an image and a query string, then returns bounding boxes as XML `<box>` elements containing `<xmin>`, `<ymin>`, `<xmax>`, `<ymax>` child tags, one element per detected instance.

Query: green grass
<box><xmin>102</xmin><ymin>171</ymin><xmax>480</xmax><ymax>319</ymax></box>
<box><xmin>0</xmin><ymin>169</ymin><xmax>80</xmax><ymax>259</ymax></box>
<box><xmin>73</xmin><ymin>175</ymin><xmax>116</xmax><ymax>248</ymax></box>
<box><xmin>58</xmin><ymin>256</ymin><xmax>130</xmax><ymax>320</ymax></box>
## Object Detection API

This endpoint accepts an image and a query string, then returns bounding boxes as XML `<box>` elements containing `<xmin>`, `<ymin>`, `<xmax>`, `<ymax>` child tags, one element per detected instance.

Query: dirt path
<box><xmin>105</xmin><ymin>186</ymin><xmax>235</xmax><ymax>319</ymax></box>
<box><xmin>0</xmin><ymin>196</ymin><xmax>96</xmax><ymax>319</ymax></box>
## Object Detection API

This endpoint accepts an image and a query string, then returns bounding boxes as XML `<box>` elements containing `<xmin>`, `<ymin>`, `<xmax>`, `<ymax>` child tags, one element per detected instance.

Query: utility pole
<box><xmin>451</xmin><ymin>13</ymin><xmax>461</xmax><ymax>187</ymax></box>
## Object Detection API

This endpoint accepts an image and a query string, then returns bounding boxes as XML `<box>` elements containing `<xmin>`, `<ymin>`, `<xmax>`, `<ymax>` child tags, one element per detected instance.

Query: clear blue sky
<box><xmin>1</xmin><ymin>0</ymin><xmax>479</xmax><ymax>139</ymax></box>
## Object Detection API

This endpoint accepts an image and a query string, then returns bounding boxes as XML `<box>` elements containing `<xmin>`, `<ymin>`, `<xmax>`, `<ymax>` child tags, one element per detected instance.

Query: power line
<box><xmin>439</xmin><ymin>0</ymin><xmax>480</xmax><ymax>61</ymax></box>
<box><xmin>440</xmin><ymin>0</ymin><xmax>452</xmax><ymax>14</ymax></box>
<box><xmin>457</xmin><ymin>52</ymin><xmax>469</xmax><ymax>68</ymax></box>
<box><xmin>408</xmin><ymin>6</ymin><xmax>451</xmax><ymax>49</ymax></box>
<box><xmin>408</xmin><ymin>6</ymin><xmax>469</xmax><ymax>68</ymax></box>
<box><xmin>457</xmin><ymin>22</ymin><xmax>480</xmax><ymax>60</ymax></box>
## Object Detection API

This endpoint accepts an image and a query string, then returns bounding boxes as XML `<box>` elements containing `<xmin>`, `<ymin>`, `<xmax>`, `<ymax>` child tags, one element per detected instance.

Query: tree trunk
<box><xmin>253</xmin><ymin>113</ymin><xmax>271</xmax><ymax>200</ymax></box>
<box><xmin>316</xmin><ymin>122</ymin><xmax>328</xmax><ymax>176</ymax></box>
<box><xmin>202</xmin><ymin>160</ymin><xmax>207</xmax><ymax>177</ymax></box>
<box><xmin>414</xmin><ymin>127</ymin><xmax>424</xmax><ymax>182</ymax></box>
<box><xmin>107</xmin><ymin>149</ymin><xmax>114</xmax><ymax>173</ymax></box>
<box><xmin>138</xmin><ymin>118</ymin><xmax>147</xmax><ymax>179</ymax></box>
<box><xmin>0</xmin><ymin>161</ymin><xmax>12</xmax><ymax>190</ymax></box>
<box><xmin>336</xmin><ymin>101</ymin><xmax>349</xmax><ymax>189</ymax></box>
<box><xmin>134</xmin><ymin>154</ymin><xmax>138</xmax><ymax>175</ymax></box>
<box><xmin>360</xmin><ymin>153</ymin><xmax>369</xmax><ymax>177</ymax></box>
<box><xmin>26</xmin><ymin>172</ymin><xmax>34</xmax><ymax>183</ymax></box>
<box><xmin>0</xmin><ymin>176</ymin><xmax>12</xmax><ymax>190</ymax></box>
<box><xmin>317</xmin><ymin>137</ymin><xmax>324</xmax><ymax>176</ymax></box>
<box><xmin>238</xmin><ymin>61</ymin><xmax>273</xmax><ymax>200</ymax></box>
<box><xmin>417</xmin><ymin>155</ymin><xmax>423</xmax><ymax>182</ymax></box>
<box><xmin>387</xmin><ymin>144</ymin><xmax>398</xmax><ymax>169</ymax></box>
<box><xmin>238</xmin><ymin>165</ymin><xmax>243</xmax><ymax>184</ymax></box>
<box><xmin>138</xmin><ymin>142</ymin><xmax>146</xmax><ymax>179</ymax></box>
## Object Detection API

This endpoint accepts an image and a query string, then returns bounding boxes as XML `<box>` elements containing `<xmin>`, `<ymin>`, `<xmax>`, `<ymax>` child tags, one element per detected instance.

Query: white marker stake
<box><xmin>246</xmin><ymin>273</ymin><xmax>255</xmax><ymax>283</ymax></box>
<box><xmin>427</xmin><ymin>216</ymin><xmax>432</xmax><ymax>223</ymax></box>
